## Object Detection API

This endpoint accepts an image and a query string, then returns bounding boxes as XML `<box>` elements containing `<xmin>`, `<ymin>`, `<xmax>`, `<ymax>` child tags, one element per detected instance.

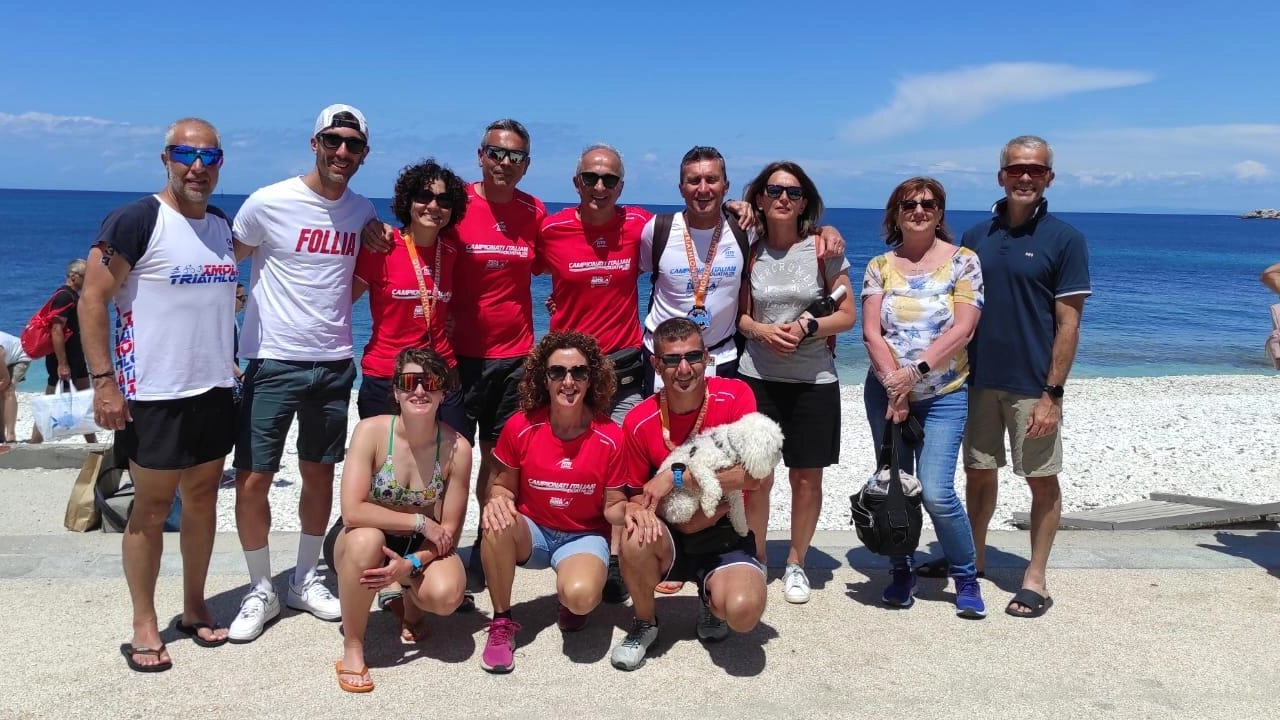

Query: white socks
<box><xmin>245</xmin><ymin>546</ymin><xmax>273</xmax><ymax>594</ymax></box>
<box><xmin>293</xmin><ymin>533</ymin><xmax>324</xmax><ymax>587</ymax></box>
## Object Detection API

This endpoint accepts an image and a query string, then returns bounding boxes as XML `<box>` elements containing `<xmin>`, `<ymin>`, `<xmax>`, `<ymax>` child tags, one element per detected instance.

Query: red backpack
<box><xmin>20</xmin><ymin>289</ymin><xmax>77</xmax><ymax>359</ymax></box>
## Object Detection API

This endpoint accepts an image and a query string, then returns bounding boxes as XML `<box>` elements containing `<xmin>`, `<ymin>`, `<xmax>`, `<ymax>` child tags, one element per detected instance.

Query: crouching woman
<box><xmin>333</xmin><ymin>347</ymin><xmax>473</xmax><ymax>692</ymax></box>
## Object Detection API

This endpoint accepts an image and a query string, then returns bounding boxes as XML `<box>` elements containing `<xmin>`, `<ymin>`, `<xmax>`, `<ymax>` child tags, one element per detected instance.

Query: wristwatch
<box><xmin>671</xmin><ymin>463</ymin><xmax>686</xmax><ymax>489</ymax></box>
<box><xmin>405</xmin><ymin>553</ymin><xmax>425</xmax><ymax>578</ymax></box>
<box><xmin>915</xmin><ymin>360</ymin><xmax>931</xmax><ymax>375</ymax></box>
<box><xmin>801</xmin><ymin>317</ymin><xmax>819</xmax><ymax>339</ymax></box>
<box><xmin>1042</xmin><ymin>384</ymin><xmax>1065</xmax><ymax>398</ymax></box>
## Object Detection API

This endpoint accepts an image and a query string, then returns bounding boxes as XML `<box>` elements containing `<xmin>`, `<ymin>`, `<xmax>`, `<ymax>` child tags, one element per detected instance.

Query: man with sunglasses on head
<box><xmin>951</xmin><ymin>135</ymin><xmax>1090</xmax><ymax>620</ymax></box>
<box><xmin>605</xmin><ymin>317</ymin><xmax>767</xmax><ymax>671</ymax></box>
<box><xmin>226</xmin><ymin>104</ymin><xmax>379</xmax><ymax>643</ymax></box>
<box><xmin>79</xmin><ymin>118</ymin><xmax>239</xmax><ymax>671</ymax></box>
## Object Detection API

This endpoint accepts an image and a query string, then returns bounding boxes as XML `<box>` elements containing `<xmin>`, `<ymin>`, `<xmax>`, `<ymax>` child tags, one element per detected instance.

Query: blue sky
<box><xmin>3</xmin><ymin>1</ymin><xmax>1279</xmax><ymax>214</ymax></box>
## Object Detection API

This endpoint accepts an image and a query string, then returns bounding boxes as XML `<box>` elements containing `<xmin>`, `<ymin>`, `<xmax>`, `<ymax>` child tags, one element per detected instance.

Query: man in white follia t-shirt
<box><xmin>227</xmin><ymin>104</ymin><xmax>378</xmax><ymax>643</ymax></box>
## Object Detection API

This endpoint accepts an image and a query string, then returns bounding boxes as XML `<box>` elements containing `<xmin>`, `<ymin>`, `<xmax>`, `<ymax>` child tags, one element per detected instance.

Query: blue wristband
<box><xmin>405</xmin><ymin>552</ymin><xmax>424</xmax><ymax>577</ymax></box>
<box><xmin>671</xmin><ymin>463</ymin><xmax>686</xmax><ymax>489</ymax></box>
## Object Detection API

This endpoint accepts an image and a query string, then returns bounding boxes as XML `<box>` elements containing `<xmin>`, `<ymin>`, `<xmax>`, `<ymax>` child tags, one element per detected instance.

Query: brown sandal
<box><xmin>386</xmin><ymin>595</ymin><xmax>429</xmax><ymax>643</ymax></box>
<box><xmin>335</xmin><ymin>661</ymin><xmax>374</xmax><ymax>693</ymax></box>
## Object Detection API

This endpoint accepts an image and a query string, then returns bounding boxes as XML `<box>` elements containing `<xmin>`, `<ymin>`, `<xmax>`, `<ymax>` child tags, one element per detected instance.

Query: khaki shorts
<box><xmin>5</xmin><ymin>362</ymin><xmax>29</xmax><ymax>385</ymax></box>
<box><xmin>963</xmin><ymin>387</ymin><xmax>1062</xmax><ymax>477</ymax></box>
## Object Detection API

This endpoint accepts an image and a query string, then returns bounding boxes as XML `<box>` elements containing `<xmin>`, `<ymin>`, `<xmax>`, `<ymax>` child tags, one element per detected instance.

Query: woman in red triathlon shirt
<box><xmin>475</xmin><ymin>331</ymin><xmax>626</xmax><ymax>674</ymax></box>
<box><xmin>353</xmin><ymin>159</ymin><xmax>468</xmax><ymax>429</ymax></box>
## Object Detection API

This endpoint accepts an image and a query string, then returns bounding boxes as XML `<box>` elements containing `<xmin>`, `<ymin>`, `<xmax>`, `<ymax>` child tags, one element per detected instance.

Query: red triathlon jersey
<box><xmin>354</xmin><ymin>229</ymin><xmax>457</xmax><ymax>378</ymax></box>
<box><xmin>620</xmin><ymin>376</ymin><xmax>757</xmax><ymax>490</ymax></box>
<box><xmin>493</xmin><ymin>407</ymin><xmax>625</xmax><ymax>534</ymax></box>
<box><xmin>536</xmin><ymin>205</ymin><xmax>652</xmax><ymax>354</ymax></box>
<box><xmin>450</xmin><ymin>184</ymin><xmax>545</xmax><ymax>359</ymax></box>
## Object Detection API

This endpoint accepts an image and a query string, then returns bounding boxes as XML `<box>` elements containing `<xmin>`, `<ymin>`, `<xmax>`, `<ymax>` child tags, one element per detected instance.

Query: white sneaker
<box><xmin>287</xmin><ymin>573</ymin><xmax>341</xmax><ymax>621</ymax></box>
<box><xmin>228</xmin><ymin>587</ymin><xmax>281</xmax><ymax>643</ymax></box>
<box><xmin>783</xmin><ymin>563</ymin><xmax>811</xmax><ymax>604</ymax></box>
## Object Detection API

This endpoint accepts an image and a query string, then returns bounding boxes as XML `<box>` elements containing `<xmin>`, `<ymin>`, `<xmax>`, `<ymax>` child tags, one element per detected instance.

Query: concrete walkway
<box><xmin>3</xmin><ymin>458</ymin><xmax>1280</xmax><ymax>719</ymax></box>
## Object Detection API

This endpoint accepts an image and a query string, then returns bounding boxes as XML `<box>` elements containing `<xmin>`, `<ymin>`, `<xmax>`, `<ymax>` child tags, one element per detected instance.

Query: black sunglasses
<box><xmin>1001</xmin><ymin>163</ymin><xmax>1051</xmax><ymax>178</ymax></box>
<box><xmin>482</xmin><ymin>145</ymin><xmax>529</xmax><ymax>165</ymax></box>
<box><xmin>411</xmin><ymin>189</ymin><xmax>455</xmax><ymax>209</ymax></box>
<box><xmin>657</xmin><ymin>350</ymin><xmax>706</xmax><ymax>368</ymax></box>
<box><xmin>547</xmin><ymin>364</ymin><xmax>590</xmax><ymax>382</ymax></box>
<box><xmin>579</xmin><ymin>172</ymin><xmax>621</xmax><ymax>190</ymax></box>
<box><xmin>899</xmin><ymin>199</ymin><xmax>940</xmax><ymax>212</ymax></box>
<box><xmin>317</xmin><ymin>133</ymin><xmax>368</xmax><ymax>154</ymax></box>
<box><xmin>764</xmin><ymin>184</ymin><xmax>804</xmax><ymax>200</ymax></box>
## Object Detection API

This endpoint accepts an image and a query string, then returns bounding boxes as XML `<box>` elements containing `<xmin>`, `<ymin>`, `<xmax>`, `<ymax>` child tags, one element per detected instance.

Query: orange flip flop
<box><xmin>655</xmin><ymin>581</ymin><xmax>685</xmax><ymax>595</ymax></box>
<box><xmin>335</xmin><ymin>661</ymin><xmax>374</xmax><ymax>693</ymax></box>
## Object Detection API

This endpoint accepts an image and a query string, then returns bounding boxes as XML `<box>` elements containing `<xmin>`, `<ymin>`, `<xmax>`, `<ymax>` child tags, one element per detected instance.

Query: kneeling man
<box><xmin>606</xmin><ymin>317</ymin><xmax>767</xmax><ymax>671</ymax></box>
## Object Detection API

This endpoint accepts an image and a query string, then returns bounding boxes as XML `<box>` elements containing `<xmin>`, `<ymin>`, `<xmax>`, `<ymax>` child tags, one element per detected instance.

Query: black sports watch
<box><xmin>915</xmin><ymin>360</ymin><xmax>931</xmax><ymax>375</ymax></box>
<box><xmin>801</xmin><ymin>317</ymin><xmax>819</xmax><ymax>338</ymax></box>
<box><xmin>1042</xmin><ymin>384</ymin><xmax>1065</xmax><ymax>398</ymax></box>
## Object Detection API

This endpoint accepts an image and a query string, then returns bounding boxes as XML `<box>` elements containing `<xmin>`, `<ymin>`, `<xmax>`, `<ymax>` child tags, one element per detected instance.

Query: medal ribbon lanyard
<box><xmin>403</xmin><ymin>230</ymin><xmax>443</xmax><ymax>337</ymax></box>
<box><xmin>681</xmin><ymin>212</ymin><xmax>723</xmax><ymax>312</ymax></box>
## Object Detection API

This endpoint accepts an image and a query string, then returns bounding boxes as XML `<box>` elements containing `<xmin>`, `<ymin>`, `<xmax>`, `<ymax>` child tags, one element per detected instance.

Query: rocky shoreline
<box><xmin>1242</xmin><ymin>208</ymin><xmax>1280</xmax><ymax>219</ymax></box>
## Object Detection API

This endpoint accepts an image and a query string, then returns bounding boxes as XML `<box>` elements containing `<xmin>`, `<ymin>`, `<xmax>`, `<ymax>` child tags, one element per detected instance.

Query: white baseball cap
<box><xmin>313</xmin><ymin>104</ymin><xmax>369</xmax><ymax>140</ymax></box>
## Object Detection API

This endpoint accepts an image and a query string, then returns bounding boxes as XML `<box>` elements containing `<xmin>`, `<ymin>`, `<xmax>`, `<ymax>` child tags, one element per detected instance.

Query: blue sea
<box><xmin>3</xmin><ymin>187</ymin><xmax>1278</xmax><ymax>392</ymax></box>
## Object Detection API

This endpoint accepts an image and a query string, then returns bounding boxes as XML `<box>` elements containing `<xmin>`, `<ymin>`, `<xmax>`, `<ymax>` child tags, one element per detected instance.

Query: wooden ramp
<box><xmin>1012</xmin><ymin>493</ymin><xmax>1280</xmax><ymax>530</ymax></box>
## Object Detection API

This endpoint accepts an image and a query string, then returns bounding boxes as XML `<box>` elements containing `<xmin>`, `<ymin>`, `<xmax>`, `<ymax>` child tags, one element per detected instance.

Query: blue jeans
<box><xmin>864</xmin><ymin>374</ymin><xmax>977</xmax><ymax>579</ymax></box>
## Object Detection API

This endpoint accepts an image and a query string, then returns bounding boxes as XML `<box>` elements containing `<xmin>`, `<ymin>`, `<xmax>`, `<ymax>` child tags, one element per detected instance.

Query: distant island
<box><xmin>1242</xmin><ymin>209</ymin><xmax>1280</xmax><ymax>219</ymax></box>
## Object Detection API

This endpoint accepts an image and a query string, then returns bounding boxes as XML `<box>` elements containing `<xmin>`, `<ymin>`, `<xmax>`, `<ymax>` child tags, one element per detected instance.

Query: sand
<box><xmin>11</xmin><ymin>374</ymin><xmax>1279</xmax><ymax>533</ymax></box>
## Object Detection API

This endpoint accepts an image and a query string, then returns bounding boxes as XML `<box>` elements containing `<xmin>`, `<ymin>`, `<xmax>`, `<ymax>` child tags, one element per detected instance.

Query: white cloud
<box><xmin>0</xmin><ymin>111</ymin><xmax>159</xmax><ymax>138</ymax></box>
<box><xmin>642</xmin><ymin>152</ymin><xmax>659</xmax><ymax>163</ymax></box>
<box><xmin>1232</xmin><ymin>160</ymin><xmax>1271</xmax><ymax>179</ymax></box>
<box><xmin>842</xmin><ymin>63</ymin><xmax>1153</xmax><ymax>142</ymax></box>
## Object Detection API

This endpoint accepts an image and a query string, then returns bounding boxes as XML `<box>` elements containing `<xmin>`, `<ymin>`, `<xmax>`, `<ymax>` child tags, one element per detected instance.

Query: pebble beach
<box><xmin>13</xmin><ymin>373</ymin><xmax>1279</xmax><ymax>534</ymax></box>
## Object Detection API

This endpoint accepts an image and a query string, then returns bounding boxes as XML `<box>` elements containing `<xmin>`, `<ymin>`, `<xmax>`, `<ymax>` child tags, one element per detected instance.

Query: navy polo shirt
<box><xmin>960</xmin><ymin>199</ymin><xmax>1091</xmax><ymax>396</ymax></box>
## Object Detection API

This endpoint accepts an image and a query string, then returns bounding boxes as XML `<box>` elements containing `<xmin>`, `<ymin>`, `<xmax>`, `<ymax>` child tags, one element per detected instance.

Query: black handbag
<box><xmin>608</xmin><ymin>347</ymin><xmax>645</xmax><ymax>392</ymax></box>
<box><xmin>849</xmin><ymin>421</ymin><xmax>923</xmax><ymax>556</ymax></box>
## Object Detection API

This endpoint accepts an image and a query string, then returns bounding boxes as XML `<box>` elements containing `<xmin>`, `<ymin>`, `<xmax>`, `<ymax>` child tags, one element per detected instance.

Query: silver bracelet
<box><xmin>413</xmin><ymin>513</ymin><xmax>425</xmax><ymax>535</ymax></box>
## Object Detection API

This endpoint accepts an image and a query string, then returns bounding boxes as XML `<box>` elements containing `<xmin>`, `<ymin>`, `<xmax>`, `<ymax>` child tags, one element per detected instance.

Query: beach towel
<box><xmin>1266</xmin><ymin>304</ymin><xmax>1280</xmax><ymax>370</ymax></box>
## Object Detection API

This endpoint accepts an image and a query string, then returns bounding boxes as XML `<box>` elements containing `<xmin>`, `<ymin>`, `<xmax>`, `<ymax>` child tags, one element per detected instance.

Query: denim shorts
<box><xmin>519</xmin><ymin>515</ymin><xmax>609</xmax><ymax>571</ymax></box>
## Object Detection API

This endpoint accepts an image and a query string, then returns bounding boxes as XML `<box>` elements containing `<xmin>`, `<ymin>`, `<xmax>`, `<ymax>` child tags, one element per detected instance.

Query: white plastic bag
<box><xmin>30</xmin><ymin>382</ymin><xmax>101</xmax><ymax>440</ymax></box>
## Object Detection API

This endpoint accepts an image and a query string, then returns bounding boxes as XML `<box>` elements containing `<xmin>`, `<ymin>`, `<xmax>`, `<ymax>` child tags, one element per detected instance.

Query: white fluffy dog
<box><xmin>656</xmin><ymin>412</ymin><xmax>784</xmax><ymax>535</ymax></box>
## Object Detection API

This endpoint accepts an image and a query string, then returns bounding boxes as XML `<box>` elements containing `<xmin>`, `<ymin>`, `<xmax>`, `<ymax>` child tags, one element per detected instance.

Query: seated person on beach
<box><xmin>332</xmin><ymin>347</ymin><xmax>472</xmax><ymax>693</ymax></box>
<box><xmin>478</xmin><ymin>331</ymin><xmax>625</xmax><ymax>674</ymax></box>
<box><xmin>606</xmin><ymin>317</ymin><xmax>768</xmax><ymax>672</ymax></box>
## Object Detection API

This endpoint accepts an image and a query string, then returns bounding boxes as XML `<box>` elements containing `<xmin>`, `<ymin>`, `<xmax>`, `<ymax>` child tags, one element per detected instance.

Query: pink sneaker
<box><xmin>480</xmin><ymin>618</ymin><xmax>521</xmax><ymax>673</ymax></box>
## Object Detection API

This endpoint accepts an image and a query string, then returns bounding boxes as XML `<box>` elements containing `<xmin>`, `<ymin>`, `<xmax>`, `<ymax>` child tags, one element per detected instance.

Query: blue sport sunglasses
<box><xmin>166</xmin><ymin>145</ymin><xmax>224</xmax><ymax>167</ymax></box>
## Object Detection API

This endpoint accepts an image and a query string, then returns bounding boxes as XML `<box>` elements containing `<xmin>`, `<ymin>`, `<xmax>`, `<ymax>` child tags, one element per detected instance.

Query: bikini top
<box><xmin>368</xmin><ymin>417</ymin><xmax>445</xmax><ymax>509</ymax></box>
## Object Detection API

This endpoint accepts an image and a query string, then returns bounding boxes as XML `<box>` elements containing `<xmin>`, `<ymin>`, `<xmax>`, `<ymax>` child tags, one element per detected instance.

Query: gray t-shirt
<box><xmin>738</xmin><ymin>236</ymin><xmax>849</xmax><ymax>384</ymax></box>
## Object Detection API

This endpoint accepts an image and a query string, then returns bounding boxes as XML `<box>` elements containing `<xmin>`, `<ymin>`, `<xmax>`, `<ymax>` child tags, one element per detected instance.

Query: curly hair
<box><xmin>517</xmin><ymin>331</ymin><xmax>615</xmax><ymax>415</ymax></box>
<box><xmin>880</xmin><ymin>176</ymin><xmax>953</xmax><ymax>246</ymax></box>
<box><xmin>390</xmin><ymin>158</ymin><xmax>469</xmax><ymax>229</ymax></box>
<box><xmin>742</xmin><ymin>160</ymin><xmax>824</xmax><ymax>240</ymax></box>
<box><xmin>389</xmin><ymin>346</ymin><xmax>458</xmax><ymax>414</ymax></box>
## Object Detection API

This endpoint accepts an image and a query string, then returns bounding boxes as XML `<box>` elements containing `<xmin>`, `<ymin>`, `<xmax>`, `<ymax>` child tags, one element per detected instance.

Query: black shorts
<box><xmin>356</xmin><ymin>374</ymin><xmax>469</xmax><ymax>432</ymax></box>
<box><xmin>117</xmin><ymin>386</ymin><xmax>237</xmax><ymax>470</ymax></box>
<box><xmin>44</xmin><ymin>348</ymin><xmax>88</xmax><ymax>387</ymax></box>
<box><xmin>664</xmin><ymin>521</ymin><xmax>764</xmax><ymax>600</ymax></box>
<box><xmin>456</xmin><ymin>355</ymin><xmax>523</xmax><ymax>445</ymax></box>
<box><xmin>383</xmin><ymin>532</ymin><xmax>427</xmax><ymax>558</ymax></box>
<box><xmin>742</xmin><ymin>376</ymin><xmax>841</xmax><ymax>468</ymax></box>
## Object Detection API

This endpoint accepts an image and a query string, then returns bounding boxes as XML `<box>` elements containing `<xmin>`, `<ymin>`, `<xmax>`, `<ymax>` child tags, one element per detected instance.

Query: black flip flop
<box><xmin>1005</xmin><ymin>588</ymin><xmax>1053</xmax><ymax>618</ymax></box>
<box><xmin>916</xmin><ymin>559</ymin><xmax>985</xmax><ymax>579</ymax></box>
<box><xmin>174</xmin><ymin>620</ymin><xmax>229</xmax><ymax>648</ymax></box>
<box><xmin>121</xmin><ymin>643</ymin><xmax>172</xmax><ymax>673</ymax></box>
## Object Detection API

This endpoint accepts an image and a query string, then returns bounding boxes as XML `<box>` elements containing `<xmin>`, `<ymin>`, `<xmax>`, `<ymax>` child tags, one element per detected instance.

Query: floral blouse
<box><xmin>861</xmin><ymin>247</ymin><xmax>984</xmax><ymax>400</ymax></box>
